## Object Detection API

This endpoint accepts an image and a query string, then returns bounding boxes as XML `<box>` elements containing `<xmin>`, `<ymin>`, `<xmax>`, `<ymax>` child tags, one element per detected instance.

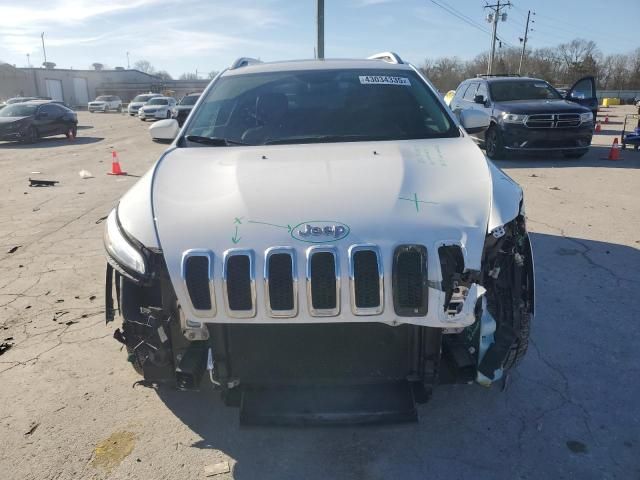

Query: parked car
<box><xmin>5</xmin><ymin>96</ymin><xmax>51</xmax><ymax>105</ymax></box>
<box><xmin>137</xmin><ymin>96</ymin><xmax>176</xmax><ymax>121</ymax></box>
<box><xmin>450</xmin><ymin>75</ymin><xmax>597</xmax><ymax>159</ymax></box>
<box><xmin>127</xmin><ymin>93</ymin><xmax>162</xmax><ymax>116</ymax></box>
<box><xmin>174</xmin><ymin>93</ymin><xmax>201</xmax><ymax>126</ymax></box>
<box><xmin>88</xmin><ymin>95</ymin><xmax>122</xmax><ymax>113</ymax></box>
<box><xmin>103</xmin><ymin>53</ymin><xmax>534</xmax><ymax>424</ymax></box>
<box><xmin>0</xmin><ymin>100</ymin><xmax>77</xmax><ymax>143</ymax></box>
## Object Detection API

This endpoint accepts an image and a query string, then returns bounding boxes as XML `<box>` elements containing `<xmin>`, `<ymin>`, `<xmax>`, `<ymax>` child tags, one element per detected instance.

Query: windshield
<box><xmin>148</xmin><ymin>98</ymin><xmax>169</xmax><ymax>105</ymax></box>
<box><xmin>95</xmin><ymin>96</ymin><xmax>109</xmax><ymax>101</ymax></box>
<box><xmin>7</xmin><ymin>98</ymin><xmax>32</xmax><ymax>104</ymax></box>
<box><xmin>133</xmin><ymin>95</ymin><xmax>156</xmax><ymax>102</ymax></box>
<box><xmin>179</xmin><ymin>95</ymin><xmax>199</xmax><ymax>106</ymax></box>
<box><xmin>489</xmin><ymin>80</ymin><xmax>561</xmax><ymax>101</ymax></box>
<box><xmin>184</xmin><ymin>68</ymin><xmax>458</xmax><ymax>146</ymax></box>
<box><xmin>0</xmin><ymin>104</ymin><xmax>38</xmax><ymax>117</ymax></box>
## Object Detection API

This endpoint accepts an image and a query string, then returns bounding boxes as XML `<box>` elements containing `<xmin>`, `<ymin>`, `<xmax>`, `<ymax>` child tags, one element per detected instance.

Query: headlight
<box><xmin>104</xmin><ymin>209</ymin><xmax>147</xmax><ymax>276</ymax></box>
<box><xmin>501</xmin><ymin>113</ymin><xmax>527</xmax><ymax>124</ymax></box>
<box><xmin>580</xmin><ymin>111</ymin><xmax>593</xmax><ymax>123</ymax></box>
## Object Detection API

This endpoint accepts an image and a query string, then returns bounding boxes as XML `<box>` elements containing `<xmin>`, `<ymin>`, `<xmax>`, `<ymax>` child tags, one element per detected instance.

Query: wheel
<box><xmin>166</xmin><ymin>111</ymin><xmax>171</xmax><ymax>119</ymax></box>
<box><xmin>562</xmin><ymin>148</ymin><xmax>589</xmax><ymax>158</ymax></box>
<box><xmin>64</xmin><ymin>125</ymin><xmax>77</xmax><ymax>139</ymax></box>
<box><xmin>117</xmin><ymin>105</ymin><xmax>123</xmax><ymax>113</ymax></box>
<box><xmin>21</xmin><ymin>126</ymin><xmax>38</xmax><ymax>144</ymax></box>
<box><xmin>140</xmin><ymin>118</ymin><xmax>145</xmax><ymax>121</ymax></box>
<box><xmin>502</xmin><ymin>312</ymin><xmax>531</xmax><ymax>370</ymax></box>
<box><xmin>484</xmin><ymin>125</ymin><xmax>506</xmax><ymax>160</ymax></box>
<box><xmin>89</xmin><ymin>110</ymin><xmax>94</xmax><ymax>113</ymax></box>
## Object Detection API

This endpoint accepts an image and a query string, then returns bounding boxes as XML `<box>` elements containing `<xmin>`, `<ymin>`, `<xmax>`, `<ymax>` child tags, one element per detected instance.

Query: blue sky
<box><xmin>0</xmin><ymin>0</ymin><xmax>638</xmax><ymax>77</ymax></box>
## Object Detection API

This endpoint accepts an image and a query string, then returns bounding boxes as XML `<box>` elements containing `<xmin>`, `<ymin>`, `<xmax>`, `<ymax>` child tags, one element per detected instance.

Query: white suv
<box><xmin>103</xmin><ymin>53</ymin><xmax>535</xmax><ymax>423</ymax></box>
<box><xmin>88</xmin><ymin>95</ymin><xmax>122</xmax><ymax>113</ymax></box>
<box><xmin>127</xmin><ymin>93</ymin><xmax>162</xmax><ymax>116</ymax></box>
<box><xmin>137</xmin><ymin>96</ymin><xmax>176</xmax><ymax>121</ymax></box>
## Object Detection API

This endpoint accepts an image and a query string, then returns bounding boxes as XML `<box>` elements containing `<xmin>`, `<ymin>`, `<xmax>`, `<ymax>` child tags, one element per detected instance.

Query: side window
<box><xmin>463</xmin><ymin>82</ymin><xmax>479</xmax><ymax>101</ymax></box>
<box><xmin>569</xmin><ymin>78</ymin><xmax>594</xmax><ymax>100</ymax></box>
<box><xmin>453</xmin><ymin>83</ymin><xmax>468</xmax><ymax>103</ymax></box>
<box><xmin>40</xmin><ymin>105</ymin><xmax>58</xmax><ymax>117</ymax></box>
<box><xmin>476</xmin><ymin>82</ymin><xmax>488</xmax><ymax>102</ymax></box>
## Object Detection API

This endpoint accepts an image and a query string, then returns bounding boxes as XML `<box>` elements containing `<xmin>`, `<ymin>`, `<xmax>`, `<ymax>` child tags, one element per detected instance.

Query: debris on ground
<box><xmin>79</xmin><ymin>170</ymin><xmax>94</xmax><ymax>179</ymax></box>
<box><xmin>204</xmin><ymin>461</ymin><xmax>230</xmax><ymax>477</ymax></box>
<box><xmin>95</xmin><ymin>216</ymin><xmax>108</xmax><ymax>224</ymax></box>
<box><xmin>65</xmin><ymin>320</ymin><xmax>78</xmax><ymax>326</ymax></box>
<box><xmin>89</xmin><ymin>295</ymin><xmax>96</xmax><ymax>301</ymax></box>
<box><xmin>0</xmin><ymin>341</ymin><xmax>14</xmax><ymax>356</ymax></box>
<box><xmin>549</xmin><ymin>186</ymin><xmax>561</xmax><ymax>191</ymax></box>
<box><xmin>566</xmin><ymin>440</ymin><xmax>588</xmax><ymax>454</ymax></box>
<box><xmin>24</xmin><ymin>422</ymin><xmax>39</xmax><ymax>436</ymax></box>
<box><xmin>29</xmin><ymin>178</ymin><xmax>59</xmax><ymax>187</ymax></box>
<box><xmin>7</xmin><ymin>246</ymin><xmax>21</xmax><ymax>254</ymax></box>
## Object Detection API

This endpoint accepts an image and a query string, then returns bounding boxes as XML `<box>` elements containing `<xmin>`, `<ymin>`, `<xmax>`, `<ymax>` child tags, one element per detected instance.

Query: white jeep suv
<box><xmin>88</xmin><ymin>95</ymin><xmax>122</xmax><ymax>113</ymax></box>
<box><xmin>103</xmin><ymin>53</ymin><xmax>534</xmax><ymax>425</ymax></box>
<box><xmin>127</xmin><ymin>93</ymin><xmax>162</xmax><ymax>116</ymax></box>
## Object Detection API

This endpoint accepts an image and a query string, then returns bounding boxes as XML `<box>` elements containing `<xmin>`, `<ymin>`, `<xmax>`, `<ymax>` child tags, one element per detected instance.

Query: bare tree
<box><xmin>179</xmin><ymin>72</ymin><xmax>199</xmax><ymax>80</ymax></box>
<box><xmin>155</xmin><ymin>70</ymin><xmax>173</xmax><ymax>81</ymax></box>
<box><xmin>133</xmin><ymin>60</ymin><xmax>155</xmax><ymax>74</ymax></box>
<box><xmin>208</xmin><ymin>70</ymin><xmax>219</xmax><ymax>79</ymax></box>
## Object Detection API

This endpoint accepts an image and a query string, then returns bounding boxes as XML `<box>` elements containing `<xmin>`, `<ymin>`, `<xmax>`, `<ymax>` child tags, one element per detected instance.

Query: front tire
<box><xmin>485</xmin><ymin>125</ymin><xmax>507</xmax><ymax>160</ymax></box>
<box><xmin>22</xmin><ymin>126</ymin><xmax>38</xmax><ymax>144</ymax></box>
<box><xmin>65</xmin><ymin>125</ymin><xmax>77</xmax><ymax>139</ymax></box>
<box><xmin>166</xmin><ymin>111</ymin><xmax>171</xmax><ymax>119</ymax></box>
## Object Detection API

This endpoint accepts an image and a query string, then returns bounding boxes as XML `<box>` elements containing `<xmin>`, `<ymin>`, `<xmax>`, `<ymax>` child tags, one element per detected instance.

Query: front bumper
<box><xmin>500</xmin><ymin>123</ymin><xmax>593</xmax><ymax>151</ymax></box>
<box><xmin>89</xmin><ymin>104</ymin><xmax>108</xmax><ymax>112</ymax></box>
<box><xmin>138</xmin><ymin>110</ymin><xmax>166</xmax><ymax>120</ymax></box>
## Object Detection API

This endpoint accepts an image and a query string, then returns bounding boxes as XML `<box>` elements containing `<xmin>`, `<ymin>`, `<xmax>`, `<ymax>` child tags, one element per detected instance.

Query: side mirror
<box><xmin>474</xmin><ymin>94</ymin><xmax>485</xmax><ymax>104</ymax></box>
<box><xmin>149</xmin><ymin>119</ymin><xmax>179</xmax><ymax>142</ymax></box>
<box><xmin>36</xmin><ymin>112</ymin><xmax>48</xmax><ymax>119</ymax></box>
<box><xmin>459</xmin><ymin>109</ymin><xmax>490</xmax><ymax>134</ymax></box>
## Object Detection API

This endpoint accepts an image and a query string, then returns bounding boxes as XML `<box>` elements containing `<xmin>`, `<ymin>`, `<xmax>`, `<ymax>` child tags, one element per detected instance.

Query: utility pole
<box><xmin>518</xmin><ymin>10</ymin><xmax>533</xmax><ymax>75</ymax></box>
<box><xmin>485</xmin><ymin>1</ymin><xmax>511</xmax><ymax>74</ymax></box>
<box><xmin>26</xmin><ymin>53</ymin><xmax>31</xmax><ymax>68</ymax></box>
<box><xmin>316</xmin><ymin>0</ymin><xmax>324</xmax><ymax>59</ymax></box>
<box><xmin>41</xmin><ymin>32</ymin><xmax>47</xmax><ymax>66</ymax></box>
<box><xmin>126</xmin><ymin>51</ymin><xmax>130</xmax><ymax>69</ymax></box>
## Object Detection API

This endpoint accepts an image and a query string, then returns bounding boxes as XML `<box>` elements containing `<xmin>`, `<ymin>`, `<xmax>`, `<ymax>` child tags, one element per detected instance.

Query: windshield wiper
<box><xmin>185</xmin><ymin>135</ymin><xmax>247</xmax><ymax>146</ymax></box>
<box><xmin>264</xmin><ymin>134</ymin><xmax>389</xmax><ymax>145</ymax></box>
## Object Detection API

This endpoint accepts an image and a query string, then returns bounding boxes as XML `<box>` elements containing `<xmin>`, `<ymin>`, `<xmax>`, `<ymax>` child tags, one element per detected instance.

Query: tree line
<box><xmin>419</xmin><ymin>39</ymin><xmax>640</xmax><ymax>92</ymax></box>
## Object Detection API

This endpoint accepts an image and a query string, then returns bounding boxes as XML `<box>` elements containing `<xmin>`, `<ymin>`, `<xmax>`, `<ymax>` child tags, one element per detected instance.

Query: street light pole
<box><xmin>41</xmin><ymin>32</ymin><xmax>47</xmax><ymax>65</ymax></box>
<box><xmin>316</xmin><ymin>0</ymin><xmax>324</xmax><ymax>59</ymax></box>
<box><xmin>126</xmin><ymin>51</ymin><xmax>130</xmax><ymax>69</ymax></box>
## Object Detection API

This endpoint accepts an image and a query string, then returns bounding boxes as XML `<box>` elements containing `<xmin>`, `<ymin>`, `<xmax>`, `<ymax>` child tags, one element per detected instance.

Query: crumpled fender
<box><xmin>486</xmin><ymin>160</ymin><xmax>523</xmax><ymax>233</ymax></box>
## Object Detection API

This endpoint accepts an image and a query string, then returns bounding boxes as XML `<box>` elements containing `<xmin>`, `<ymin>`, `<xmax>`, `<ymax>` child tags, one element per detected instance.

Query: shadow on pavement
<box><xmin>493</xmin><ymin>144</ymin><xmax>640</xmax><ymax>169</ymax></box>
<box><xmin>152</xmin><ymin>232</ymin><xmax>640</xmax><ymax>479</ymax></box>
<box><xmin>0</xmin><ymin>136</ymin><xmax>104</xmax><ymax>149</ymax></box>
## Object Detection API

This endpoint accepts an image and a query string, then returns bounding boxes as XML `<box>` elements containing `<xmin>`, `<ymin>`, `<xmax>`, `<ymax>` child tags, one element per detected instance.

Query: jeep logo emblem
<box><xmin>291</xmin><ymin>221</ymin><xmax>350</xmax><ymax>243</ymax></box>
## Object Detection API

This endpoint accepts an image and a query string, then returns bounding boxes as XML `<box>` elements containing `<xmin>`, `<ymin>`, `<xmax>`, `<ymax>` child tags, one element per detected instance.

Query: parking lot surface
<box><xmin>0</xmin><ymin>107</ymin><xmax>639</xmax><ymax>480</ymax></box>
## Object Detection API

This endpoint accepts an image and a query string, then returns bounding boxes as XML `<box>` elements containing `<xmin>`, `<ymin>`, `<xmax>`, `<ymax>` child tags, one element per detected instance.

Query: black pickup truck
<box><xmin>450</xmin><ymin>75</ymin><xmax>597</xmax><ymax>159</ymax></box>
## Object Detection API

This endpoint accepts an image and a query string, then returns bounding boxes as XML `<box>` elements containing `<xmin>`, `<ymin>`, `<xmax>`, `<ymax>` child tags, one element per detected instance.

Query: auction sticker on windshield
<box><xmin>359</xmin><ymin>75</ymin><xmax>411</xmax><ymax>86</ymax></box>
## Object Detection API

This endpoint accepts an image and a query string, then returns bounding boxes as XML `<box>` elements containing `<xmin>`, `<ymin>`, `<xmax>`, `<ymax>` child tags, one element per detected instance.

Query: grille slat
<box><xmin>525</xmin><ymin>113</ymin><xmax>581</xmax><ymax>129</ymax></box>
<box><xmin>182</xmin><ymin>251</ymin><xmax>215</xmax><ymax>316</ymax></box>
<box><xmin>393</xmin><ymin>245</ymin><xmax>428</xmax><ymax>316</ymax></box>
<box><xmin>349</xmin><ymin>245</ymin><xmax>383</xmax><ymax>315</ymax></box>
<box><xmin>223</xmin><ymin>251</ymin><xmax>256</xmax><ymax>318</ymax></box>
<box><xmin>307</xmin><ymin>248</ymin><xmax>340</xmax><ymax>316</ymax></box>
<box><xmin>265</xmin><ymin>249</ymin><xmax>297</xmax><ymax>317</ymax></box>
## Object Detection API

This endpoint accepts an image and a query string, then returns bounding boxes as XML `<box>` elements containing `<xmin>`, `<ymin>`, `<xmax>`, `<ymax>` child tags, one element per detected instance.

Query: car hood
<box><xmin>141</xmin><ymin>105</ymin><xmax>164</xmax><ymax>110</ymax></box>
<box><xmin>176</xmin><ymin>105</ymin><xmax>193</xmax><ymax>111</ymax></box>
<box><xmin>150</xmin><ymin>139</ymin><xmax>495</xmax><ymax>323</ymax></box>
<box><xmin>89</xmin><ymin>101</ymin><xmax>106</xmax><ymax>104</ymax></box>
<box><xmin>494</xmin><ymin>99</ymin><xmax>590</xmax><ymax>114</ymax></box>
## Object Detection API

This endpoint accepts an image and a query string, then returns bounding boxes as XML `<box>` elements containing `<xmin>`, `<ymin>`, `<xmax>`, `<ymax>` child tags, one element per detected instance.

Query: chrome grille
<box><xmin>223</xmin><ymin>249</ymin><xmax>256</xmax><ymax>318</ymax></box>
<box><xmin>182</xmin><ymin>250</ymin><xmax>216</xmax><ymax>316</ymax></box>
<box><xmin>525</xmin><ymin>113</ymin><xmax>581</xmax><ymax>128</ymax></box>
<box><xmin>306</xmin><ymin>247</ymin><xmax>340</xmax><ymax>316</ymax></box>
<box><xmin>349</xmin><ymin>245</ymin><xmax>383</xmax><ymax>315</ymax></box>
<box><xmin>392</xmin><ymin>245</ymin><xmax>428</xmax><ymax>317</ymax></box>
<box><xmin>181</xmin><ymin>244</ymin><xmax>435</xmax><ymax>319</ymax></box>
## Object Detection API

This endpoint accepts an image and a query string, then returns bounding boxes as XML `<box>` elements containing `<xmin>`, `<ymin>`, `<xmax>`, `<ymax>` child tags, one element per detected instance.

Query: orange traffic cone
<box><xmin>107</xmin><ymin>151</ymin><xmax>127</xmax><ymax>175</ymax></box>
<box><xmin>602</xmin><ymin>138</ymin><xmax>621</xmax><ymax>161</ymax></box>
<box><xmin>595</xmin><ymin>121</ymin><xmax>601</xmax><ymax>133</ymax></box>
<box><xmin>604</xmin><ymin>115</ymin><xmax>609</xmax><ymax>124</ymax></box>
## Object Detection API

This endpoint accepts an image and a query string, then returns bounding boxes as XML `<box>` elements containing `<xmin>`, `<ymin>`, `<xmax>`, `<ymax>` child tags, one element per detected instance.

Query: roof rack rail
<box><xmin>476</xmin><ymin>73</ymin><xmax>521</xmax><ymax>78</ymax></box>
<box><xmin>229</xmin><ymin>57</ymin><xmax>262</xmax><ymax>70</ymax></box>
<box><xmin>367</xmin><ymin>52</ymin><xmax>404</xmax><ymax>65</ymax></box>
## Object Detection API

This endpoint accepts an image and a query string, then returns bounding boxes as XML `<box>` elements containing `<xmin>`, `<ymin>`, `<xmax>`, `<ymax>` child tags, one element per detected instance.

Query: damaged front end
<box><xmin>104</xmin><ymin>203</ymin><xmax>534</xmax><ymax>425</ymax></box>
